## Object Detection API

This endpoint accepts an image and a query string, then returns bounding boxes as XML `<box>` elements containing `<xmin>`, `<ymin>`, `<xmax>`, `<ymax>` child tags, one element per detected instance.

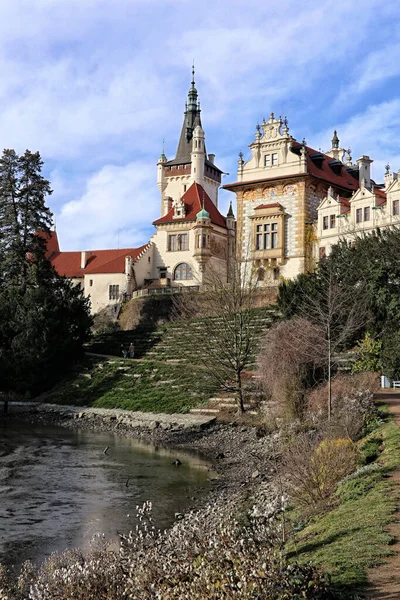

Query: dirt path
<box><xmin>365</xmin><ymin>390</ymin><xmax>400</xmax><ymax>599</ymax></box>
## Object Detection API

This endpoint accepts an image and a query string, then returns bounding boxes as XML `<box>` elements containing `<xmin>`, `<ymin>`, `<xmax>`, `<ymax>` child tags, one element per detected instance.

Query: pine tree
<box><xmin>0</xmin><ymin>149</ymin><xmax>92</xmax><ymax>404</ymax></box>
<box><xmin>0</xmin><ymin>149</ymin><xmax>52</xmax><ymax>288</ymax></box>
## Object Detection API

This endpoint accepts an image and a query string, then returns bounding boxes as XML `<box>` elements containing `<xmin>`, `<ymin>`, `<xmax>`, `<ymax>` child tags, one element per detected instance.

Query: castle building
<box><xmin>317</xmin><ymin>162</ymin><xmax>400</xmax><ymax>257</ymax></box>
<box><xmin>223</xmin><ymin>117</ymin><xmax>360</xmax><ymax>282</ymax></box>
<box><xmin>47</xmin><ymin>69</ymin><xmax>235</xmax><ymax>313</ymax></box>
<box><xmin>149</xmin><ymin>68</ymin><xmax>235</xmax><ymax>287</ymax></box>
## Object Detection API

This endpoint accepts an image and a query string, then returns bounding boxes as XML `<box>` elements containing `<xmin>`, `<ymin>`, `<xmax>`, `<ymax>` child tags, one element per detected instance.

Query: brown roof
<box><xmin>44</xmin><ymin>233</ymin><xmax>149</xmax><ymax>278</ymax></box>
<box><xmin>153</xmin><ymin>182</ymin><xmax>227</xmax><ymax>228</ymax></box>
<box><xmin>254</xmin><ymin>203</ymin><xmax>283</xmax><ymax>210</ymax></box>
<box><xmin>223</xmin><ymin>142</ymin><xmax>360</xmax><ymax>193</ymax></box>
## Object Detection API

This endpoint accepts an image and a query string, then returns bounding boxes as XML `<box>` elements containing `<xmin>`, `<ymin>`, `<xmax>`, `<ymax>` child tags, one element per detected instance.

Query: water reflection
<box><xmin>0</xmin><ymin>418</ymin><xmax>211</xmax><ymax>570</ymax></box>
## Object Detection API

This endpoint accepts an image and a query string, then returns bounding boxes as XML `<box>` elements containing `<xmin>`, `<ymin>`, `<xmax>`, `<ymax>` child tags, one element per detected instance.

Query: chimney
<box><xmin>208</xmin><ymin>153</ymin><xmax>215</xmax><ymax>164</ymax></box>
<box><xmin>80</xmin><ymin>251</ymin><xmax>87</xmax><ymax>269</ymax></box>
<box><xmin>356</xmin><ymin>155</ymin><xmax>373</xmax><ymax>188</ymax></box>
<box><xmin>125</xmin><ymin>255</ymin><xmax>132</xmax><ymax>276</ymax></box>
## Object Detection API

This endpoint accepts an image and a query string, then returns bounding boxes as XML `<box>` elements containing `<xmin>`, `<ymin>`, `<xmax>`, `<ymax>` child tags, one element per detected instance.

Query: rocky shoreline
<box><xmin>3</xmin><ymin>401</ymin><xmax>281</xmax><ymax>517</ymax></box>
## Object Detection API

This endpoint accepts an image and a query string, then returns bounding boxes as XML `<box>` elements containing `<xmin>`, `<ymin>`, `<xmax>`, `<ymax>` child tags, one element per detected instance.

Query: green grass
<box><xmin>286</xmin><ymin>419</ymin><xmax>400</xmax><ymax>596</ymax></box>
<box><xmin>40</xmin><ymin>356</ymin><xmax>217</xmax><ymax>413</ymax></box>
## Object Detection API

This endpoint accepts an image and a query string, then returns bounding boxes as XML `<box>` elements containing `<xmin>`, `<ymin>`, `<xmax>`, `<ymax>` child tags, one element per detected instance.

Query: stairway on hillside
<box><xmin>143</xmin><ymin>306</ymin><xmax>280</xmax><ymax>366</ymax></box>
<box><xmin>87</xmin><ymin>306</ymin><xmax>280</xmax><ymax>366</ymax></box>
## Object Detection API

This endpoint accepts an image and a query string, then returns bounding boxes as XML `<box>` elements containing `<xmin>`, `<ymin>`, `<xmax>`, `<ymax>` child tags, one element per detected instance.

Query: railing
<box><xmin>130</xmin><ymin>285</ymin><xmax>200</xmax><ymax>300</ymax></box>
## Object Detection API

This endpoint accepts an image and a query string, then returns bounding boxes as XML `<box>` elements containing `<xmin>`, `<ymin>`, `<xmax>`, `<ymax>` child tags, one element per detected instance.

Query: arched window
<box><xmin>174</xmin><ymin>263</ymin><xmax>193</xmax><ymax>280</ymax></box>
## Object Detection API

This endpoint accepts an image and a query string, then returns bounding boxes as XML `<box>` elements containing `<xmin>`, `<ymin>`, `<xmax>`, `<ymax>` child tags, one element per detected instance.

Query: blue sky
<box><xmin>1</xmin><ymin>0</ymin><xmax>400</xmax><ymax>250</ymax></box>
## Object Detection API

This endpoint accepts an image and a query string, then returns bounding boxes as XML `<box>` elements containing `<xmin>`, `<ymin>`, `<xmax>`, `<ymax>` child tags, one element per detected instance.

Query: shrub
<box><xmin>1</xmin><ymin>500</ymin><xmax>332</xmax><ymax>599</ymax></box>
<box><xmin>307</xmin><ymin>372</ymin><xmax>380</xmax><ymax>441</ymax></box>
<box><xmin>352</xmin><ymin>333</ymin><xmax>382</xmax><ymax>374</ymax></box>
<box><xmin>258</xmin><ymin>318</ymin><xmax>325</xmax><ymax>420</ymax></box>
<box><xmin>283</xmin><ymin>435</ymin><xmax>358</xmax><ymax>512</ymax></box>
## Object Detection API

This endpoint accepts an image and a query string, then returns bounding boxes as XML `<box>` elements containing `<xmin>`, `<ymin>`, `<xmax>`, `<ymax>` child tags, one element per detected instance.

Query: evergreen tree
<box><xmin>0</xmin><ymin>149</ymin><xmax>52</xmax><ymax>288</ymax></box>
<box><xmin>0</xmin><ymin>148</ymin><xmax>92</xmax><ymax>402</ymax></box>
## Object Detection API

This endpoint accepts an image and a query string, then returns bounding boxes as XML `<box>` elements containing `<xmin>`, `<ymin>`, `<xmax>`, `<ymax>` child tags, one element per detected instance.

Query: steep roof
<box><xmin>153</xmin><ymin>182</ymin><xmax>227</xmax><ymax>228</ymax></box>
<box><xmin>223</xmin><ymin>142</ymin><xmax>360</xmax><ymax>193</ymax></box>
<box><xmin>47</xmin><ymin>239</ymin><xmax>149</xmax><ymax>278</ymax></box>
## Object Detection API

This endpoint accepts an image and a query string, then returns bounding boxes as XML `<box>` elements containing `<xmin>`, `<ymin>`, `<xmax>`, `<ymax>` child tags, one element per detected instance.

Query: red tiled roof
<box><xmin>223</xmin><ymin>143</ymin><xmax>360</xmax><ymax>193</ymax></box>
<box><xmin>339</xmin><ymin>197</ymin><xmax>350</xmax><ymax>214</ymax></box>
<box><xmin>153</xmin><ymin>182</ymin><xmax>227</xmax><ymax>228</ymax></box>
<box><xmin>295</xmin><ymin>142</ymin><xmax>359</xmax><ymax>191</ymax></box>
<box><xmin>38</xmin><ymin>230</ymin><xmax>60</xmax><ymax>258</ymax></box>
<box><xmin>254</xmin><ymin>203</ymin><xmax>283</xmax><ymax>210</ymax></box>
<box><xmin>375</xmin><ymin>188</ymin><xmax>387</xmax><ymax>206</ymax></box>
<box><xmin>49</xmin><ymin>244</ymin><xmax>149</xmax><ymax>278</ymax></box>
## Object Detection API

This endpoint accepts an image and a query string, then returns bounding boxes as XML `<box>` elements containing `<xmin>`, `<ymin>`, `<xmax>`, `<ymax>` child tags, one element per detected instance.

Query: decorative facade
<box><xmin>223</xmin><ymin>116</ymin><xmax>359</xmax><ymax>283</ymax></box>
<box><xmin>317</xmin><ymin>164</ymin><xmax>400</xmax><ymax>257</ymax></box>
<box><xmin>47</xmin><ymin>69</ymin><xmax>235</xmax><ymax>313</ymax></box>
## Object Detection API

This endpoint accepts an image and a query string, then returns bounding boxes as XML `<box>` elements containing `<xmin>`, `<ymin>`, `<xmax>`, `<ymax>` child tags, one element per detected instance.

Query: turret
<box><xmin>157</xmin><ymin>143</ymin><xmax>168</xmax><ymax>215</ymax></box>
<box><xmin>190</xmin><ymin>124</ymin><xmax>205</xmax><ymax>186</ymax></box>
<box><xmin>357</xmin><ymin>155</ymin><xmax>373</xmax><ymax>189</ymax></box>
<box><xmin>193</xmin><ymin>202</ymin><xmax>211</xmax><ymax>272</ymax></box>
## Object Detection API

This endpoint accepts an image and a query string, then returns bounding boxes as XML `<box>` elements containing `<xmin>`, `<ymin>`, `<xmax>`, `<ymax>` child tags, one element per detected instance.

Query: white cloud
<box><xmin>57</xmin><ymin>161</ymin><xmax>158</xmax><ymax>250</ymax></box>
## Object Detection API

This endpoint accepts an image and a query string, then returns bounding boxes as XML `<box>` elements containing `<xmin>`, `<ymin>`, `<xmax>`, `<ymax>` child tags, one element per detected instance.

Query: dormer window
<box><xmin>330</xmin><ymin>214</ymin><xmax>336</xmax><ymax>228</ymax></box>
<box><xmin>264</xmin><ymin>153</ymin><xmax>279</xmax><ymax>167</ymax></box>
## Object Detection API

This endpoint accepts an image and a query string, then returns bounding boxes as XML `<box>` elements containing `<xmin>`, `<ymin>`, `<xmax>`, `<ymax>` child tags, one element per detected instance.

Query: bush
<box><xmin>1</xmin><ymin>500</ymin><xmax>332</xmax><ymax>600</ymax></box>
<box><xmin>91</xmin><ymin>307</ymin><xmax>120</xmax><ymax>335</ymax></box>
<box><xmin>258</xmin><ymin>318</ymin><xmax>325</xmax><ymax>420</ymax></box>
<box><xmin>381</xmin><ymin>330</ymin><xmax>400</xmax><ymax>381</ymax></box>
<box><xmin>352</xmin><ymin>333</ymin><xmax>382</xmax><ymax>374</ymax></box>
<box><xmin>306</xmin><ymin>372</ymin><xmax>380</xmax><ymax>440</ymax></box>
<box><xmin>283</xmin><ymin>435</ymin><xmax>359</xmax><ymax>513</ymax></box>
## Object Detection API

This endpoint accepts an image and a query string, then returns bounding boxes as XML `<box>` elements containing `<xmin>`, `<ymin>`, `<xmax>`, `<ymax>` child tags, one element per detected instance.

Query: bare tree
<box><xmin>174</xmin><ymin>258</ymin><xmax>264</xmax><ymax>413</ymax></box>
<box><xmin>276</xmin><ymin>259</ymin><xmax>368</xmax><ymax>419</ymax></box>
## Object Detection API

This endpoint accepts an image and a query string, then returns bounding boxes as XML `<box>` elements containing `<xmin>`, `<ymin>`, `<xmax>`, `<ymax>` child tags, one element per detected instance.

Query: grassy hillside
<box><xmin>286</xmin><ymin>411</ymin><xmax>400</xmax><ymax>596</ymax></box>
<box><xmin>40</xmin><ymin>356</ymin><xmax>216</xmax><ymax>413</ymax></box>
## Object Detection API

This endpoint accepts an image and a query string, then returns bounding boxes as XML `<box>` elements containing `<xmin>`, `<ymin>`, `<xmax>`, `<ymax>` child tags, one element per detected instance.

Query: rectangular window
<box><xmin>272</xmin><ymin>153</ymin><xmax>278</xmax><ymax>166</ymax></box>
<box><xmin>255</xmin><ymin>222</ymin><xmax>278</xmax><ymax>250</ymax></box>
<box><xmin>364</xmin><ymin>206</ymin><xmax>370</xmax><ymax>221</ymax></box>
<box><xmin>323</xmin><ymin>216</ymin><xmax>329</xmax><ymax>230</ymax></box>
<box><xmin>264</xmin><ymin>155</ymin><xmax>270</xmax><ymax>167</ymax></box>
<box><xmin>330</xmin><ymin>214</ymin><xmax>336</xmax><ymax>228</ymax></box>
<box><xmin>109</xmin><ymin>284</ymin><xmax>119</xmax><ymax>300</ymax></box>
<box><xmin>168</xmin><ymin>233</ymin><xmax>188</xmax><ymax>251</ymax></box>
<box><xmin>393</xmin><ymin>200</ymin><xmax>399</xmax><ymax>216</ymax></box>
<box><xmin>89</xmin><ymin>279</ymin><xmax>93</xmax><ymax>287</ymax></box>
<box><xmin>271</xmin><ymin>223</ymin><xmax>278</xmax><ymax>248</ymax></box>
<box><xmin>356</xmin><ymin>208</ymin><xmax>362</xmax><ymax>223</ymax></box>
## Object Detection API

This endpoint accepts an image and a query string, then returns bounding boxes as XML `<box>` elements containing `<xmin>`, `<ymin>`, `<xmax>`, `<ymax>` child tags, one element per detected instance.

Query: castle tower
<box><xmin>157</xmin><ymin>66</ymin><xmax>223</xmax><ymax>216</ymax></box>
<box><xmin>190</xmin><ymin>124</ymin><xmax>205</xmax><ymax>187</ymax></box>
<box><xmin>193</xmin><ymin>203</ymin><xmax>212</xmax><ymax>272</ymax></box>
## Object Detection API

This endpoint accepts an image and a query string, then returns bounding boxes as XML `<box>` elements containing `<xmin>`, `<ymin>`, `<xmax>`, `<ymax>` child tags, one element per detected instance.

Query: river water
<box><xmin>0</xmin><ymin>418</ymin><xmax>211</xmax><ymax>571</ymax></box>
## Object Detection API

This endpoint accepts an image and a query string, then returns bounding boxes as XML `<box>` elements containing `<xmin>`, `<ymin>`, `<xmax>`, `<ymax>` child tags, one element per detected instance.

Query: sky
<box><xmin>1</xmin><ymin>0</ymin><xmax>400</xmax><ymax>251</ymax></box>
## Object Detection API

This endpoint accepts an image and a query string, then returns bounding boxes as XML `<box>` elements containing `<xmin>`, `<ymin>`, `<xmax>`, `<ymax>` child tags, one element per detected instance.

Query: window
<box><xmin>323</xmin><ymin>216</ymin><xmax>329</xmax><ymax>230</ymax></box>
<box><xmin>183</xmin><ymin>184</ymin><xmax>187</xmax><ymax>192</ymax></box>
<box><xmin>330</xmin><ymin>214</ymin><xmax>336</xmax><ymax>228</ymax></box>
<box><xmin>257</xmin><ymin>267</ymin><xmax>265</xmax><ymax>281</ymax></box>
<box><xmin>319</xmin><ymin>247</ymin><xmax>326</xmax><ymax>259</ymax></box>
<box><xmin>393</xmin><ymin>200</ymin><xmax>399</xmax><ymax>216</ymax></box>
<box><xmin>168</xmin><ymin>233</ymin><xmax>188</xmax><ymax>251</ymax></box>
<box><xmin>255</xmin><ymin>222</ymin><xmax>278</xmax><ymax>250</ymax></box>
<box><xmin>356</xmin><ymin>208</ymin><xmax>362</xmax><ymax>223</ymax></box>
<box><xmin>364</xmin><ymin>206</ymin><xmax>370</xmax><ymax>221</ymax></box>
<box><xmin>89</xmin><ymin>279</ymin><xmax>93</xmax><ymax>287</ymax></box>
<box><xmin>174</xmin><ymin>263</ymin><xmax>192</xmax><ymax>280</ymax></box>
<box><xmin>148</xmin><ymin>256</ymin><xmax>151</xmax><ymax>263</ymax></box>
<box><xmin>264</xmin><ymin>155</ymin><xmax>271</xmax><ymax>167</ymax></box>
<box><xmin>271</xmin><ymin>223</ymin><xmax>278</xmax><ymax>248</ymax></box>
<box><xmin>109</xmin><ymin>284</ymin><xmax>119</xmax><ymax>300</ymax></box>
<box><xmin>272</xmin><ymin>153</ymin><xmax>278</xmax><ymax>166</ymax></box>
<box><xmin>160</xmin><ymin>269</ymin><xmax>167</xmax><ymax>279</ymax></box>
